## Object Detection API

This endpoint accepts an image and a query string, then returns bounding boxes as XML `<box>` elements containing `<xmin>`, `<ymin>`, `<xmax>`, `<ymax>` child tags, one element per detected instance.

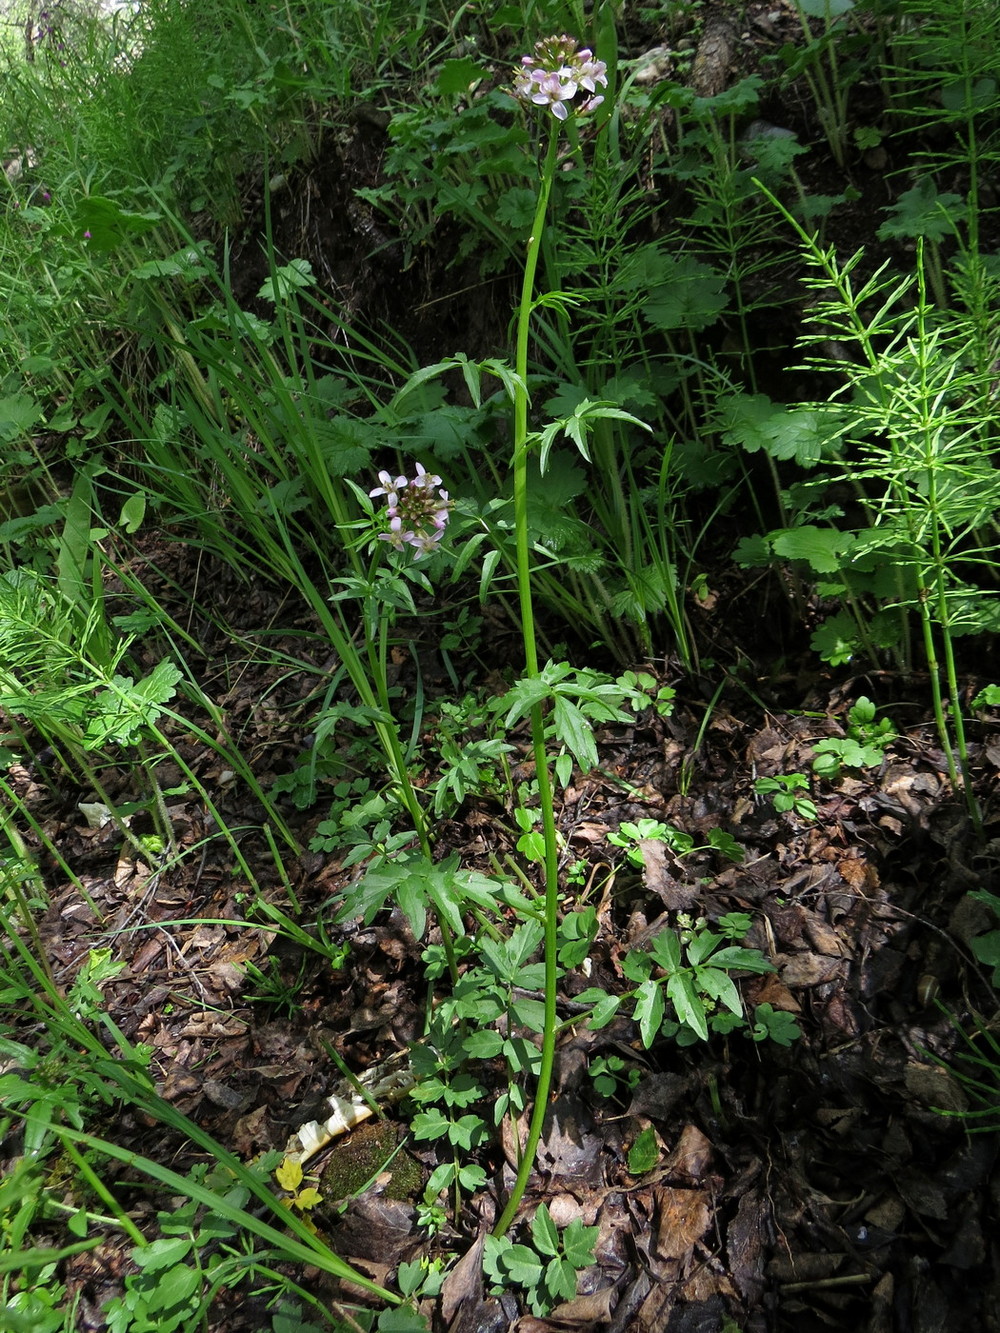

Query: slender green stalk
<box><xmin>907</xmin><ymin>254</ymin><xmax>981</xmax><ymax>832</ymax></box>
<box><xmin>493</xmin><ymin>123</ymin><xmax>562</xmax><ymax>1238</ymax></box>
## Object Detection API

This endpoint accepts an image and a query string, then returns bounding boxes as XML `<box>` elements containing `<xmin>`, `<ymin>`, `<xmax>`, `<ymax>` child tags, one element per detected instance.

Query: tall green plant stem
<box><xmin>907</xmin><ymin>255</ymin><xmax>980</xmax><ymax>834</ymax></box>
<box><xmin>494</xmin><ymin>124</ymin><xmax>562</xmax><ymax>1239</ymax></box>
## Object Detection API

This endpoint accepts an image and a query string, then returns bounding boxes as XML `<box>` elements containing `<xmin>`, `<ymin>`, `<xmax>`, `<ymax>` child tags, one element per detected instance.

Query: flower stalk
<box><xmin>493</xmin><ymin>36</ymin><xmax>607</xmax><ymax>1238</ymax></box>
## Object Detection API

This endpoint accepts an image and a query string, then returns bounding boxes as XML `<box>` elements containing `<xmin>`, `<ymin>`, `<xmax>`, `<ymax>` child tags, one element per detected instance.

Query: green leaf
<box><xmin>627</xmin><ymin>1126</ymin><xmax>660</xmax><ymax>1175</ymax></box>
<box><xmin>119</xmin><ymin>492</ymin><xmax>146</xmax><ymax>534</ymax></box>
<box><xmin>710</xmin><ymin>1011</ymin><xmax>745</xmax><ymax>1035</ymax></box>
<box><xmin>531</xmin><ymin>1204</ymin><xmax>560</xmax><ymax>1257</ymax></box>
<box><xmin>511</xmin><ymin>996</ymin><xmax>546</xmax><ymax>1032</ymax></box>
<box><xmin>412</xmin><ymin>1108</ymin><xmax>450</xmax><ymax>1141</ymax></box>
<box><xmin>424</xmin><ymin>1162</ymin><xmax>457</xmax><ymax>1196</ymax></box>
<box><xmin>153</xmin><ymin>1261</ymin><xmax>200</xmax><ymax>1308</ymax></box>
<box><xmin>733</xmin><ymin>533</ymin><xmax>772</xmax><ymax>568</ymax></box>
<box><xmin>648</xmin><ymin>930</ymin><xmax>682</xmax><ymax>972</ymax></box>
<box><xmin>877</xmin><ymin>177</ymin><xmax>965</xmax><ymax>243</ymax></box>
<box><xmin>561</xmin><ymin>1218</ymin><xmax>599</xmax><ymax>1268</ymax></box>
<box><xmin>811</xmin><ymin>611</ymin><xmax>859</xmax><ymax>665</ymax></box>
<box><xmin>666</xmin><ymin>972</ymin><xmax>708</xmax><ymax>1040</ymax></box>
<box><xmin>396</xmin><ymin>875</ymin><xmax>428</xmax><ymax>940</ymax></box>
<box><xmin>970</xmin><ymin>930</ymin><xmax>1000</xmax><ymax>986</ymax></box>
<box><xmin>522</xmin><ymin>454</ymin><xmax>589</xmax><ymax>545</ymax></box>
<box><xmin>696</xmin><ymin>966</ymin><xmax>743</xmax><ymax>1017</ymax></box>
<box><xmin>642</xmin><ymin>256</ymin><xmax>728</xmax><ymax>332</ymax></box>
<box><xmin>461</xmin><ymin>1030</ymin><xmax>504</xmax><ymax>1059</ymax></box>
<box><xmin>498</xmin><ymin>1242</ymin><xmax>545</xmax><ymax>1286</ymax></box>
<box><xmin>770</xmin><ymin>525</ymin><xmax>855</xmax><ymax>574</ymax></box>
<box><xmin>496</xmin><ymin>186</ymin><xmax>538</xmax><ymax>229</ymax></box>
<box><xmin>334</xmin><ymin>865</ymin><xmax>403</xmax><ymax>925</ymax></box>
<box><xmin>508</xmin><ymin>920</ymin><xmax>545</xmax><ymax>969</ymax></box>
<box><xmin>434</xmin><ymin>57</ymin><xmax>488</xmax><ymax>95</ymax></box>
<box><xmin>552</xmin><ymin>695</ymin><xmax>598</xmax><ymax>773</ymax></box>
<box><xmin>586</xmin><ymin>993</ymin><xmax>621</xmax><ymax>1028</ymax></box>
<box><xmin>797</xmin><ymin>0</ymin><xmax>854</xmax><ymax>17</ymax></box>
<box><xmin>543</xmin><ymin>1255</ymin><xmax>578</xmax><ymax>1304</ymax></box>
<box><xmin>761</xmin><ymin>408</ymin><xmax>826</xmax><ymax>466</ymax></box>
<box><xmin>73</xmin><ymin>197</ymin><xmax>162</xmax><ymax>252</ymax></box>
<box><xmin>130</xmin><ymin>247</ymin><xmax>210</xmax><ymax>282</ymax></box>
<box><xmin>707</xmin><ymin>946</ymin><xmax>774</xmax><ymax>974</ymax></box>
<box><xmin>81</xmin><ymin>660</ymin><xmax>184</xmax><ymax>749</ymax></box>
<box><xmin>707</xmin><ymin>828</ymin><xmax>744</xmax><ymax>862</ymax></box>
<box><xmin>713</xmin><ymin>392</ymin><xmax>777</xmax><ymax>454</ymax></box>
<box><xmin>376</xmin><ymin>1307</ymin><xmax>432</xmax><ymax>1332</ymax></box>
<box><xmin>718</xmin><ymin>911</ymin><xmax>754</xmax><ymax>937</ymax></box>
<box><xmin>458</xmin><ymin>1163</ymin><xmax>488</xmax><ymax>1192</ymax></box>
<box><xmin>685</xmin><ymin>930</ymin><xmax>722</xmax><ymax>967</ymax></box>
<box><xmin>517</xmin><ymin>829</ymin><xmax>547</xmax><ymax>863</ymax></box>
<box><xmin>448</xmin><ymin>1114</ymin><xmax>487</xmax><ymax>1150</ymax></box>
<box><xmin>257</xmin><ymin>258</ymin><xmax>315</xmax><ymax>301</ymax></box>
<box><xmin>497</xmin><ymin>675</ymin><xmax>550</xmax><ymax>727</ymax></box>
<box><xmin>753</xmin><ymin>1003</ymin><xmax>802</xmax><ymax>1046</ymax></box>
<box><xmin>55</xmin><ymin>468</ymin><xmax>95</xmax><ymax>609</ymax></box>
<box><xmin>941</xmin><ymin>76</ymin><xmax>997</xmax><ymax>113</ymax></box>
<box><xmin>621</xmin><ymin>949</ymin><xmax>654</xmax><ymax>984</ymax></box>
<box><xmin>634</xmin><ymin>979</ymin><xmax>665</xmax><ymax>1048</ymax></box>
<box><xmin>848</xmin><ymin>696</ymin><xmax>876</xmax><ymax>726</ymax></box>
<box><xmin>0</xmin><ymin>394</ymin><xmax>43</xmax><ymax>441</ymax></box>
<box><xmin>503</xmin><ymin>1036</ymin><xmax>541</xmax><ymax>1077</ymax></box>
<box><xmin>712</xmin><ymin>393</ymin><xmax>828</xmax><ymax>467</ymax></box>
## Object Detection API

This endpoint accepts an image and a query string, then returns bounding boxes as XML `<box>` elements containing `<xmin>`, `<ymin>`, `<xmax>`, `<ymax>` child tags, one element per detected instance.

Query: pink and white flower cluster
<box><xmin>370</xmin><ymin>463</ymin><xmax>452</xmax><ymax>558</ymax></box>
<box><xmin>513</xmin><ymin>35</ymin><xmax>608</xmax><ymax>121</ymax></box>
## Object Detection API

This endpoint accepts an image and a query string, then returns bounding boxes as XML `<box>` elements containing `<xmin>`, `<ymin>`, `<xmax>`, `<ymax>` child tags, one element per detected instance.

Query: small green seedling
<box><xmin>578</xmin><ymin>911</ymin><xmax>786</xmax><ymax>1047</ymax></box>
<box><xmin>397</xmin><ymin>1256</ymin><xmax>446</xmax><ymax>1302</ymax></box>
<box><xmin>812</xmin><ymin>696</ymin><xmax>897</xmax><ymax>778</ymax></box>
<box><xmin>608</xmin><ymin>819</ymin><xmax>743</xmax><ymax>867</ymax></box>
<box><xmin>483</xmin><ymin>1204</ymin><xmax>598</xmax><ymax>1316</ymax></box>
<box><xmin>749</xmin><ymin>1002</ymin><xmax>801</xmax><ymax>1046</ymax></box>
<box><xmin>972</xmin><ymin>684</ymin><xmax>1000</xmax><ymax>710</ymax></box>
<box><xmin>617</xmin><ymin>669</ymin><xmax>676</xmax><ymax>718</ymax></box>
<box><xmin>240</xmin><ymin>957</ymin><xmax>309</xmax><ymax>1017</ymax></box>
<box><xmin>558</xmin><ymin>906</ymin><xmax>599</xmax><ymax>969</ymax></box>
<box><xmin>754</xmin><ymin>773</ymin><xmax>817</xmax><ymax>820</ymax></box>
<box><xmin>587</xmin><ymin>1053</ymin><xmax>641</xmax><ymax>1100</ymax></box>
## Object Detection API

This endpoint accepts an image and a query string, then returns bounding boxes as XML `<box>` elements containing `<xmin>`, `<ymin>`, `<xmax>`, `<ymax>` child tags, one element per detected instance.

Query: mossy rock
<box><xmin>318</xmin><ymin>1119</ymin><xmax>424</xmax><ymax>1203</ymax></box>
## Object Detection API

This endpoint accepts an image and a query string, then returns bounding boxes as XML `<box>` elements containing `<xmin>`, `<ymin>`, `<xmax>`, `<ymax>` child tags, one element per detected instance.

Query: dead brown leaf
<box><xmin>727</xmin><ymin>1186</ymin><xmax>766</xmax><ymax>1303</ymax></box>
<box><xmin>778</xmin><ymin>952</ymin><xmax>848</xmax><ymax>987</ymax></box>
<box><xmin>654</xmin><ymin>1186</ymin><xmax>711</xmax><ymax>1261</ymax></box>
<box><xmin>663</xmin><ymin>1124</ymin><xmax>714</xmax><ymax>1182</ymax></box>
<box><xmin>546</xmin><ymin>1285</ymin><xmax>617</xmax><ymax>1326</ymax></box>
<box><xmin>639</xmin><ymin>838</ymin><xmax>698</xmax><ymax>911</ymax></box>
<box><xmin>440</xmin><ymin>1231</ymin><xmax>485</xmax><ymax>1326</ymax></box>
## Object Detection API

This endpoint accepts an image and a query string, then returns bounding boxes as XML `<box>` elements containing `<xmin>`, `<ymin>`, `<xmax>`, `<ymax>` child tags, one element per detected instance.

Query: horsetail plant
<box><xmin>755</xmin><ymin>183</ymin><xmax>1000</xmax><ymax>836</ymax></box>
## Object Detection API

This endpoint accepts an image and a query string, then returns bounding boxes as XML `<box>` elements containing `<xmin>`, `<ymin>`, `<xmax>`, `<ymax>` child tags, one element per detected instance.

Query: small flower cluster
<box><xmin>370</xmin><ymin>463</ymin><xmax>451</xmax><ymax>558</ymax></box>
<box><xmin>513</xmin><ymin>35</ymin><xmax>608</xmax><ymax>121</ymax></box>
<box><xmin>29</xmin><ymin>9</ymin><xmax>67</xmax><ymax>54</ymax></box>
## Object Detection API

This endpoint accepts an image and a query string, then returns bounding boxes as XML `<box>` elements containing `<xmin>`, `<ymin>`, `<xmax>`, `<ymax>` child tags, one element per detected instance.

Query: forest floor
<box><xmin>20</xmin><ymin>531</ymin><xmax>1000</xmax><ymax>1333</ymax></box>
